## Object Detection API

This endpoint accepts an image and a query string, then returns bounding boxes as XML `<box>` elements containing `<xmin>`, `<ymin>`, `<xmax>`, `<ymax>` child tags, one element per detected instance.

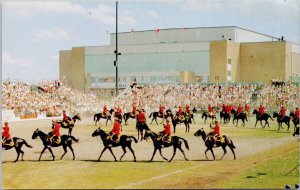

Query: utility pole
<box><xmin>114</xmin><ymin>1</ymin><xmax>121</xmax><ymax>97</ymax></box>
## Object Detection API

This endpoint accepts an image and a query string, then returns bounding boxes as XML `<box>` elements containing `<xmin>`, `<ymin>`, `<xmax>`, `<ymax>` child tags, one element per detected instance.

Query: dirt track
<box><xmin>2</xmin><ymin>116</ymin><xmax>297</xmax><ymax>188</ymax></box>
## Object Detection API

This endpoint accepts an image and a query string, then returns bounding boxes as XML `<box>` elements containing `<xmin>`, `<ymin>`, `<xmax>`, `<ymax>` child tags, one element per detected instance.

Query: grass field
<box><xmin>2</xmin><ymin>114</ymin><xmax>299</xmax><ymax>189</ymax></box>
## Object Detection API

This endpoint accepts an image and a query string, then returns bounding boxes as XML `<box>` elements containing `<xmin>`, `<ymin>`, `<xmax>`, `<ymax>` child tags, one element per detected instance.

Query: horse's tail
<box><xmin>225</xmin><ymin>136</ymin><xmax>236</xmax><ymax>149</ymax></box>
<box><xmin>94</xmin><ymin>114</ymin><xmax>97</xmax><ymax>121</ymax></box>
<box><xmin>178</xmin><ymin>137</ymin><xmax>189</xmax><ymax>150</ymax></box>
<box><xmin>148</xmin><ymin>112</ymin><xmax>153</xmax><ymax>118</ymax></box>
<box><xmin>128</xmin><ymin>136</ymin><xmax>138</xmax><ymax>143</ymax></box>
<box><xmin>22</xmin><ymin>139</ymin><xmax>33</xmax><ymax>148</ymax></box>
<box><xmin>70</xmin><ymin>136</ymin><xmax>79</xmax><ymax>142</ymax></box>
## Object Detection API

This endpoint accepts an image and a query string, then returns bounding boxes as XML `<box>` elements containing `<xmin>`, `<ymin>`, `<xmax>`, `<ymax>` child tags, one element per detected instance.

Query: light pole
<box><xmin>114</xmin><ymin>1</ymin><xmax>121</xmax><ymax>97</ymax></box>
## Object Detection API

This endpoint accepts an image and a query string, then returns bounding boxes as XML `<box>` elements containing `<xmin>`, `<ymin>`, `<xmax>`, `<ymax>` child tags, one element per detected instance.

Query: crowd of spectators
<box><xmin>2</xmin><ymin>78</ymin><xmax>299</xmax><ymax>119</ymax></box>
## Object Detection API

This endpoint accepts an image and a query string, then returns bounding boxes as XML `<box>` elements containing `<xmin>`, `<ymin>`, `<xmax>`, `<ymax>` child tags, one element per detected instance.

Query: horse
<box><xmin>123</xmin><ymin>111</ymin><xmax>140</xmax><ymax>125</ymax></box>
<box><xmin>194</xmin><ymin>128</ymin><xmax>236</xmax><ymax>160</ymax></box>
<box><xmin>58</xmin><ymin>114</ymin><xmax>81</xmax><ymax>136</ymax></box>
<box><xmin>143</xmin><ymin>129</ymin><xmax>189</xmax><ymax>162</ymax></box>
<box><xmin>289</xmin><ymin>112</ymin><xmax>299</xmax><ymax>131</ymax></box>
<box><xmin>94</xmin><ymin>109</ymin><xmax>114</xmax><ymax>126</ymax></box>
<box><xmin>273</xmin><ymin>112</ymin><xmax>291</xmax><ymax>131</ymax></box>
<box><xmin>136</xmin><ymin>122</ymin><xmax>150</xmax><ymax>141</ymax></box>
<box><xmin>171</xmin><ymin>114</ymin><xmax>191</xmax><ymax>133</ymax></box>
<box><xmin>184</xmin><ymin>107</ymin><xmax>197</xmax><ymax>124</ymax></box>
<box><xmin>201</xmin><ymin>112</ymin><xmax>217</xmax><ymax>124</ymax></box>
<box><xmin>148</xmin><ymin>109</ymin><xmax>172</xmax><ymax>125</ymax></box>
<box><xmin>2</xmin><ymin>137</ymin><xmax>33</xmax><ymax>162</ymax></box>
<box><xmin>31</xmin><ymin>129</ymin><xmax>79</xmax><ymax>161</ymax></box>
<box><xmin>231</xmin><ymin>109</ymin><xmax>248</xmax><ymax>127</ymax></box>
<box><xmin>220</xmin><ymin>110</ymin><xmax>231</xmax><ymax>124</ymax></box>
<box><xmin>252</xmin><ymin>109</ymin><xmax>273</xmax><ymax>128</ymax></box>
<box><xmin>91</xmin><ymin>128</ymin><xmax>137</xmax><ymax>162</ymax></box>
<box><xmin>293</xmin><ymin>126</ymin><xmax>299</xmax><ymax>137</ymax></box>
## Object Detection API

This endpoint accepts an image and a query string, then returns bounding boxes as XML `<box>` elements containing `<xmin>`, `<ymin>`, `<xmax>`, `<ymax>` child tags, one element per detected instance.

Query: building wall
<box><xmin>59</xmin><ymin>50</ymin><xmax>72</xmax><ymax>86</ymax></box>
<box><xmin>291</xmin><ymin>53</ymin><xmax>300</xmax><ymax>77</ymax></box>
<box><xmin>210</xmin><ymin>41</ymin><xmax>227</xmax><ymax>82</ymax></box>
<box><xmin>226</xmin><ymin>41</ymin><xmax>240</xmax><ymax>82</ymax></box>
<box><xmin>239</xmin><ymin>42</ymin><xmax>286</xmax><ymax>82</ymax></box>
<box><xmin>70</xmin><ymin>47</ymin><xmax>85</xmax><ymax>91</ymax></box>
<box><xmin>235</xmin><ymin>27</ymin><xmax>275</xmax><ymax>43</ymax></box>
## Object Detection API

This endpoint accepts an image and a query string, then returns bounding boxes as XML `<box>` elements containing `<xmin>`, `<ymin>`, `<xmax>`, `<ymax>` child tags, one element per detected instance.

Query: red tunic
<box><xmin>222</xmin><ymin>104</ymin><xmax>226</xmax><ymax>112</ymax></box>
<box><xmin>52</xmin><ymin>123</ymin><xmax>61</xmax><ymax>137</ymax></box>
<box><xmin>103</xmin><ymin>106</ymin><xmax>108</xmax><ymax>113</ymax></box>
<box><xmin>116</xmin><ymin>107</ymin><xmax>122</xmax><ymax>114</ymax></box>
<box><xmin>164</xmin><ymin>123</ymin><xmax>171</xmax><ymax>135</ymax></box>
<box><xmin>280</xmin><ymin>107</ymin><xmax>287</xmax><ymax>116</ymax></box>
<box><xmin>137</xmin><ymin>112</ymin><xmax>146</xmax><ymax>123</ymax></box>
<box><xmin>208</xmin><ymin>105</ymin><xmax>213</xmax><ymax>112</ymax></box>
<box><xmin>185</xmin><ymin>105</ymin><xmax>190</xmax><ymax>113</ymax></box>
<box><xmin>259</xmin><ymin>106</ymin><xmax>265</xmax><ymax>115</ymax></box>
<box><xmin>159</xmin><ymin>105</ymin><xmax>165</xmax><ymax>113</ymax></box>
<box><xmin>2</xmin><ymin>125</ymin><xmax>10</xmax><ymax>138</ymax></box>
<box><xmin>245</xmin><ymin>104</ymin><xmax>250</xmax><ymax>112</ymax></box>
<box><xmin>212</xmin><ymin>123</ymin><xmax>220</xmax><ymax>136</ymax></box>
<box><xmin>111</xmin><ymin>121</ymin><xmax>121</xmax><ymax>135</ymax></box>
<box><xmin>295</xmin><ymin>109</ymin><xmax>300</xmax><ymax>119</ymax></box>
<box><xmin>132</xmin><ymin>106</ymin><xmax>137</xmax><ymax>113</ymax></box>
<box><xmin>63</xmin><ymin>112</ymin><xmax>68</xmax><ymax>121</ymax></box>
<box><xmin>225</xmin><ymin>105</ymin><xmax>231</xmax><ymax>113</ymax></box>
<box><xmin>178</xmin><ymin>108</ymin><xmax>183</xmax><ymax>116</ymax></box>
<box><xmin>237</xmin><ymin>105</ymin><xmax>243</xmax><ymax>113</ymax></box>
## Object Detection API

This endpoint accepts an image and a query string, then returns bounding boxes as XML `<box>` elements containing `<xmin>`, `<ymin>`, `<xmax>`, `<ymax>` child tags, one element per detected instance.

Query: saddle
<box><xmin>106</xmin><ymin>133</ymin><xmax>120</xmax><ymax>143</ymax></box>
<box><xmin>208</xmin><ymin>135</ymin><xmax>225</xmax><ymax>145</ymax></box>
<box><xmin>2</xmin><ymin>138</ymin><xmax>14</xmax><ymax>147</ymax></box>
<box><xmin>131</xmin><ymin>111</ymin><xmax>137</xmax><ymax>117</ymax></box>
<box><xmin>157</xmin><ymin>134</ymin><xmax>171</xmax><ymax>143</ymax></box>
<box><xmin>178</xmin><ymin>115</ymin><xmax>185</xmax><ymax>121</ymax></box>
<box><xmin>48</xmin><ymin>135</ymin><xmax>61</xmax><ymax>145</ymax></box>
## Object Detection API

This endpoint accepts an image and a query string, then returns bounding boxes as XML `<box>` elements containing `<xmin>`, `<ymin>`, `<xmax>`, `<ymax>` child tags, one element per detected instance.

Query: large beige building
<box><xmin>59</xmin><ymin>26</ymin><xmax>300</xmax><ymax>92</ymax></box>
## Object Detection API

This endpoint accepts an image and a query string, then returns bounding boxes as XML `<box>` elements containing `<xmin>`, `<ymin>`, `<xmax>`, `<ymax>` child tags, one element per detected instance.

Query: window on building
<box><xmin>215</xmin><ymin>76</ymin><xmax>219</xmax><ymax>80</ymax></box>
<box><xmin>227</xmin><ymin>58</ymin><xmax>232</xmax><ymax>82</ymax></box>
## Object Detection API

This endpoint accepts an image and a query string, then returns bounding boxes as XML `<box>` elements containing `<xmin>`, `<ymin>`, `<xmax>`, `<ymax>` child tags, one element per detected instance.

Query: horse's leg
<box><xmin>69</xmin><ymin>128</ymin><xmax>72</xmax><ymax>136</ymax></box>
<box><xmin>47</xmin><ymin>147</ymin><xmax>55</xmax><ymax>161</ymax></box>
<box><xmin>204</xmin><ymin>148</ymin><xmax>210</xmax><ymax>160</ymax></box>
<box><xmin>38</xmin><ymin>147</ymin><xmax>47</xmax><ymax>161</ymax></box>
<box><xmin>150</xmin><ymin>148</ymin><xmax>157</xmax><ymax>162</ymax></box>
<box><xmin>230</xmin><ymin>147</ymin><xmax>236</xmax><ymax>160</ymax></box>
<box><xmin>119</xmin><ymin>146</ymin><xmax>127</xmax><ymax>161</ymax></box>
<box><xmin>106</xmin><ymin>119</ymin><xmax>108</xmax><ymax>126</ymax></box>
<box><xmin>68</xmin><ymin>144</ymin><xmax>75</xmax><ymax>160</ymax></box>
<box><xmin>169</xmin><ymin>146</ymin><xmax>177</xmax><ymax>162</ymax></box>
<box><xmin>108</xmin><ymin>147</ymin><xmax>117</xmax><ymax>161</ymax></box>
<box><xmin>158</xmin><ymin>149</ymin><xmax>168</xmax><ymax>161</ymax></box>
<box><xmin>127</xmin><ymin>144</ymin><xmax>136</xmax><ymax>162</ymax></box>
<box><xmin>140</xmin><ymin>130</ymin><xmax>144</xmax><ymax>141</ymax></box>
<box><xmin>173</xmin><ymin>125</ymin><xmax>176</xmax><ymax>134</ymax></box>
<box><xmin>14</xmin><ymin>147</ymin><xmax>22</xmax><ymax>162</ymax></box>
<box><xmin>178</xmin><ymin>144</ymin><xmax>188</xmax><ymax>161</ymax></box>
<box><xmin>210</xmin><ymin>148</ymin><xmax>216</xmax><ymax>160</ymax></box>
<box><xmin>60</xmin><ymin>145</ymin><xmax>68</xmax><ymax>160</ymax></box>
<box><xmin>221</xmin><ymin>146</ymin><xmax>227</xmax><ymax>160</ymax></box>
<box><xmin>254</xmin><ymin>120</ymin><xmax>258</xmax><ymax>127</ymax></box>
<box><xmin>98</xmin><ymin>147</ymin><xmax>107</xmax><ymax>161</ymax></box>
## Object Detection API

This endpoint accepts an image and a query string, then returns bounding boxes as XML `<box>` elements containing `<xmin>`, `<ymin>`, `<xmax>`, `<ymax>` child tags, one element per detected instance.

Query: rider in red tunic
<box><xmin>245</xmin><ymin>104</ymin><xmax>250</xmax><ymax>115</ymax></box>
<box><xmin>295</xmin><ymin>107</ymin><xmax>300</xmax><ymax>119</ymax></box>
<box><xmin>103</xmin><ymin>105</ymin><xmax>108</xmax><ymax>119</ymax></box>
<box><xmin>258</xmin><ymin>104</ymin><xmax>265</xmax><ymax>118</ymax></box>
<box><xmin>208</xmin><ymin>104</ymin><xmax>214</xmax><ymax>116</ymax></box>
<box><xmin>209</xmin><ymin>120</ymin><xmax>222</xmax><ymax>144</ymax></box>
<box><xmin>107</xmin><ymin>118</ymin><xmax>121</xmax><ymax>143</ymax></box>
<box><xmin>185</xmin><ymin>104</ymin><xmax>190</xmax><ymax>115</ymax></box>
<box><xmin>158</xmin><ymin>119</ymin><xmax>172</xmax><ymax>143</ymax></box>
<box><xmin>159</xmin><ymin>104</ymin><xmax>165</xmax><ymax>122</ymax></box>
<box><xmin>280</xmin><ymin>106</ymin><xmax>287</xmax><ymax>120</ymax></box>
<box><xmin>2</xmin><ymin>122</ymin><xmax>13</xmax><ymax>146</ymax></box>
<box><xmin>131</xmin><ymin>104</ymin><xmax>137</xmax><ymax>117</ymax></box>
<box><xmin>177</xmin><ymin>106</ymin><xmax>184</xmax><ymax>121</ymax></box>
<box><xmin>50</xmin><ymin>121</ymin><xmax>61</xmax><ymax>144</ymax></box>
<box><xmin>237</xmin><ymin>104</ymin><xmax>243</xmax><ymax>116</ymax></box>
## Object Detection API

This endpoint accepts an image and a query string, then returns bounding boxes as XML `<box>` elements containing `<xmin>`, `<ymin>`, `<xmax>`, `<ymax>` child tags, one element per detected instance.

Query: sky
<box><xmin>2</xmin><ymin>0</ymin><xmax>300</xmax><ymax>84</ymax></box>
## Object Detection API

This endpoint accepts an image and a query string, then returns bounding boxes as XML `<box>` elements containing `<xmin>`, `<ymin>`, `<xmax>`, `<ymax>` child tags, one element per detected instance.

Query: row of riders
<box><xmin>2</xmin><ymin>103</ymin><xmax>299</xmax><ymax>162</ymax></box>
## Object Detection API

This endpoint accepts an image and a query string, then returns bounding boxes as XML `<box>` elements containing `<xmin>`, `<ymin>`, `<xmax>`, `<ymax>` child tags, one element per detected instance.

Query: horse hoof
<box><xmin>134</xmin><ymin>160</ymin><xmax>136</xmax><ymax>162</ymax></box>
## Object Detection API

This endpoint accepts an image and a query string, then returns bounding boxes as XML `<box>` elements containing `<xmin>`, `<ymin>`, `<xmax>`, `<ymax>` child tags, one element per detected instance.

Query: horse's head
<box><xmin>109</xmin><ymin>109</ymin><xmax>114</xmax><ymax>114</ymax></box>
<box><xmin>252</xmin><ymin>109</ymin><xmax>257</xmax><ymax>115</ymax></box>
<box><xmin>273</xmin><ymin>112</ymin><xmax>278</xmax><ymax>118</ymax></box>
<box><xmin>192</xmin><ymin>107</ymin><xmax>197</xmax><ymax>112</ymax></box>
<box><xmin>32</xmin><ymin>128</ymin><xmax>40</xmax><ymax>139</ymax></box>
<box><xmin>73</xmin><ymin>114</ymin><xmax>81</xmax><ymax>121</ymax></box>
<box><xmin>144</xmin><ymin>129</ymin><xmax>155</xmax><ymax>140</ymax></box>
<box><xmin>194</xmin><ymin>128</ymin><xmax>205</xmax><ymax>137</ymax></box>
<box><xmin>231</xmin><ymin>109</ymin><xmax>236</xmax><ymax>114</ymax></box>
<box><xmin>92</xmin><ymin>127</ymin><xmax>104</xmax><ymax>137</ymax></box>
<box><xmin>290</xmin><ymin>112</ymin><xmax>295</xmax><ymax>118</ymax></box>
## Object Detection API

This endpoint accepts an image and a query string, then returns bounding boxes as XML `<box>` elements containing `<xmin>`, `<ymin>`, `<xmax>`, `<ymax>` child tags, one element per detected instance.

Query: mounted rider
<box><xmin>258</xmin><ymin>104</ymin><xmax>265</xmax><ymax>119</ymax></box>
<box><xmin>102</xmin><ymin>105</ymin><xmax>109</xmax><ymax>119</ymax></box>
<box><xmin>136</xmin><ymin>109</ymin><xmax>148</xmax><ymax>129</ymax></box>
<box><xmin>62</xmin><ymin>110</ymin><xmax>73</xmax><ymax>127</ymax></box>
<box><xmin>159</xmin><ymin>104</ymin><xmax>165</xmax><ymax>122</ymax></box>
<box><xmin>245</xmin><ymin>103</ymin><xmax>250</xmax><ymax>116</ymax></box>
<box><xmin>177</xmin><ymin>106</ymin><xmax>185</xmax><ymax>121</ymax></box>
<box><xmin>157</xmin><ymin>119</ymin><xmax>172</xmax><ymax>143</ymax></box>
<box><xmin>279</xmin><ymin>105</ymin><xmax>287</xmax><ymax>120</ymax></box>
<box><xmin>131</xmin><ymin>103</ymin><xmax>138</xmax><ymax>117</ymax></box>
<box><xmin>185</xmin><ymin>104</ymin><xmax>191</xmax><ymax>116</ymax></box>
<box><xmin>2</xmin><ymin>121</ymin><xmax>14</xmax><ymax>147</ymax></box>
<box><xmin>236</xmin><ymin>103</ymin><xmax>243</xmax><ymax>116</ymax></box>
<box><xmin>49</xmin><ymin>120</ymin><xmax>61</xmax><ymax>145</ymax></box>
<box><xmin>209</xmin><ymin>120</ymin><xmax>224</xmax><ymax>145</ymax></box>
<box><xmin>295</xmin><ymin>107</ymin><xmax>300</xmax><ymax>122</ymax></box>
<box><xmin>107</xmin><ymin>117</ymin><xmax>121</xmax><ymax>143</ymax></box>
<box><xmin>208</xmin><ymin>104</ymin><xmax>214</xmax><ymax>117</ymax></box>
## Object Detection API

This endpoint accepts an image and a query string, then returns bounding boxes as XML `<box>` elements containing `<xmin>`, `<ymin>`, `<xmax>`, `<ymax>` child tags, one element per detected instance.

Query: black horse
<box><xmin>2</xmin><ymin>137</ymin><xmax>33</xmax><ymax>162</ymax></box>
<box><xmin>143</xmin><ymin>129</ymin><xmax>189</xmax><ymax>162</ymax></box>
<box><xmin>293</xmin><ymin>126</ymin><xmax>299</xmax><ymax>137</ymax></box>
<box><xmin>290</xmin><ymin>112</ymin><xmax>299</xmax><ymax>131</ymax></box>
<box><xmin>94</xmin><ymin>109</ymin><xmax>114</xmax><ymax>126</ymax></box>
<box><xmin>219</xmin><ymin>110</ymin><xmax>231</xmax><ymax>124</ymax></box>
<box><xmin>194</xmin><ymin>128</ymin><xmax>236</xmax><ymax>160</ymax></box>
<box><xmin>201</xmin><ymin>112</ymin><xmax>217</xmax><ymax>124</ymax></box>
<box><xmin>273</xmin><ymin>112</ymin><xmax>291</xmax><ymax>131</ymax></box>
<box><xmin>136</xmin><ymin>122</ymin><xmax>150</xmax><ymax>141</ymax></box>
<box><xmin>148</xmin><ymin>109</ymin><xmax>172</xmax><ymax>125</ymax></box>
<box><xmin>252</xmin><ymin>109</ymin><xmax>273</xmax><ymax>128</ymax></box>
<box><xmin>123</xmin><ymin>112</ymin><xmax>138</xmax><ymax>125</ymax></box>
<box><xmin>171</xmin><ymin>114</ymin><xmax>191</xmax><ymax>133</ymax></box>
<box><xmin>91</xmin><ymin>128</ymin><xmax>137</xmax><ymax>162</ymax></box>
<box><xmin>184</xmin><ymin>107</ymin><xmax>197</xmax><ymax>124</ymax></box>
<box><xmin>32</xmin><ymin>129</ymin><xmax>79</xmax><ymax>161</ymax></box>
<box><xmin>231</xmin><ymin>110</ymin><xmax>248</xmax><ymax>127</ymax></box>
<box><xmin>58</xmin><ymin>114</ymin><xmax>81</xmax><ymax>135</ymax></box>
